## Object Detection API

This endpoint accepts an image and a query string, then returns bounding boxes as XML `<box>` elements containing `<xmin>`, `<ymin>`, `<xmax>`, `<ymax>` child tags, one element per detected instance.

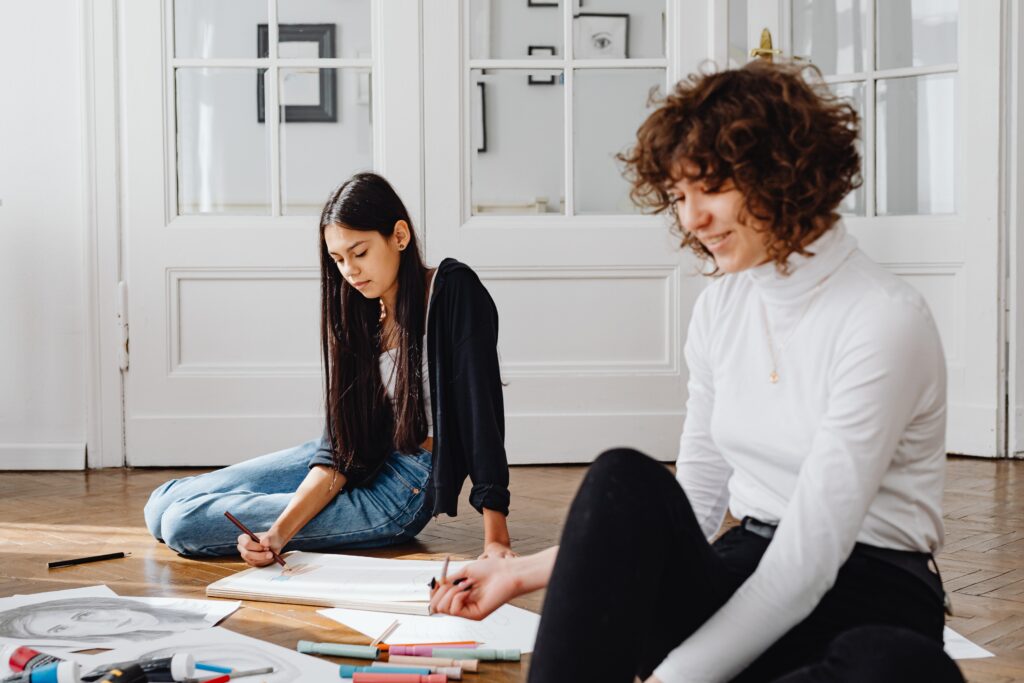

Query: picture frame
<box><xmin>257</xmin><ymin>23</ymin><xmax>337</xmax><ymax>123</ymax></box>
<box><xmin>573</xmin><ymin>13</ymin><xmax>629</xmax><ymax>59</ymax></box>
<box><xmin>527</xmin><ymin>46</ymin><xmax>558</xmax><ymax>85</ymax></box>
<box><xmin>473</xmin><ymin>82</ymin><xmax>487</xmax><ymax>153</ymax></box>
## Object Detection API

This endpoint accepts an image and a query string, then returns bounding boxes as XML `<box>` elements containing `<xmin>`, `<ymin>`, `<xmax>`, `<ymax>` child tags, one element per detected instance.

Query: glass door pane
<box><xmin>573</xmin><ymin>69</ymin><xmax>665</xmax><ymax>214</ymax></box>
<box><xmin>470</xmin><ymin>69</ymin><xmax>565</xmax><ymax>215</ymax></box>
<box><xmin>176</xmin><ymin>68</ymin><xmax>271</xmax><ymax>215</ymax></box>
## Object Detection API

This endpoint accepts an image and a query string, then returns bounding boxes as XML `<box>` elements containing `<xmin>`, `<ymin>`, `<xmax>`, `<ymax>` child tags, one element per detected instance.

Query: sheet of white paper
<box><xmin>83</xmin><ymin>627</ymin><xmax>340</xmax><ymax>683</ymax></box>
<box><xmin>320</xmin><ymin>603</ymin><xmax>541</xmax><ymax>653</ymax></box>
<box><xmin>944</xmin><ymin>626</ymin><xmax>994</xmax><ymax>660</ymax></box>
<box><xmin>210</xmin><ymin>551</ymin><xmax>468</xmax><ymax>605</ymax></box>
<box><xmin>0</xmin><ymin>585</ymin><xmax>240</xmax><ymax>648</ymax></box>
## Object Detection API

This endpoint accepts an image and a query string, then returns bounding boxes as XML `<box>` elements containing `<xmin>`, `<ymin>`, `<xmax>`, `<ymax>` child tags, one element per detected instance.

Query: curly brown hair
<box><xmin>618</xmin><ymin>60</ymin><xmax>861</xmax><ymax>274</ymax></box>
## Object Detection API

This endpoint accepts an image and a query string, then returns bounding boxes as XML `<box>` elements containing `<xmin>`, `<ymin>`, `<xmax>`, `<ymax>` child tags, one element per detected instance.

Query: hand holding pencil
<box><xmin>226</xmin><ymin>511</ymin><xmax>287</xmax><ymax>568</ymax></box>
<box><xmin>428</xmin><ymin>555</ymin><xmax>522</xmax><ymax>621</ymax></box>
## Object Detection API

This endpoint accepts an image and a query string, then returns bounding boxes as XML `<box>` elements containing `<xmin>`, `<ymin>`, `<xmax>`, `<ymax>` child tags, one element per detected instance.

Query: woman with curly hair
<box><xmin>429</xmin><ymin>62</ymin><xmax>963</xmax><ymax>683</ymax></box>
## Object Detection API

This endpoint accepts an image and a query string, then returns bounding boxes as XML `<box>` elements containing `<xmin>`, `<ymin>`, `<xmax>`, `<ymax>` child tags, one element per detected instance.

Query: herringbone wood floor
<box><xmin>1</xmin><ymin>457</ymin><xmax>1023</xmax><ymax>681</ymax></box>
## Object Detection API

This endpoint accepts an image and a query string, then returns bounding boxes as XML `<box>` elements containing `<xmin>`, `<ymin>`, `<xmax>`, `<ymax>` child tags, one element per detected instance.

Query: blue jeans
<box><xmin>144</xmin><ymin>439</ymin><xmax>435</xmax><ymax>557</ymax></box>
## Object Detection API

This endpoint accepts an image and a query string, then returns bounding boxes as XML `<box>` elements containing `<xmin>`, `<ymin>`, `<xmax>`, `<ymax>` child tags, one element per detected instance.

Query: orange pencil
<box><xmin>378</xmin><ymin>641</ymin><xmax>478</xmax><ymax>651</ymax></box>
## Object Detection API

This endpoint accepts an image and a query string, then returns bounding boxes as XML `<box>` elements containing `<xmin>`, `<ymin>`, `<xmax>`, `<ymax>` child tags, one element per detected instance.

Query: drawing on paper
<box><xmin>272</xmin><ymin>563</ymin><xmax>320</xmax><ymax>581</ymax></box>
<box><xmin>0</xmin><ymin>597</ymin><xmax>211</xmax><ymax>644</ymax></box>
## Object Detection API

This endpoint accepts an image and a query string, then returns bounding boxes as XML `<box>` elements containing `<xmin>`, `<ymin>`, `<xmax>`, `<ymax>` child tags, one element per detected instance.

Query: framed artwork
<box><xmin>573</xmin><ymin>13</ymin><xmax>629</xmax><ymax>59</ymax></box>
<box><xmin>527</xmin><ymin>46</ymin><xmax>558</xmax><ymax>85</ymax></box>
<box><xmin>257</xmin><ymin>23</ymin><xmax>337</xmax><ymax>123</ymax></box>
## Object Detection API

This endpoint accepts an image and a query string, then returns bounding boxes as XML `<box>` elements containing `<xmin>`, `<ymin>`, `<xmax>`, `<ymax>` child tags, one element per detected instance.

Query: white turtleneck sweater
<box><xmin>654</xmin><ymin>223</ymin><xmax>947</xmax><ymax>683</ymax></box>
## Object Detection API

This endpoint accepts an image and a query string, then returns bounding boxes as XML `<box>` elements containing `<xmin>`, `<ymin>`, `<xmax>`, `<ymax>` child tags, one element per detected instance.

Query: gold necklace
<box><xmin>759</xmin><ymin>252</ymin><xmax>852</xmax><ymax>383</ymax></box>
<box><xmin>760</xmin><ymin>290</ymin><xmax>822</xmax><ymax>384</ymax></box>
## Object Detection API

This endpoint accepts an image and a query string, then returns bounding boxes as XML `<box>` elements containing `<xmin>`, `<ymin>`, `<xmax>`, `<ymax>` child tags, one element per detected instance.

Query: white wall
<box><xmin>0</xmin><ymin>2</ymin><xmax>88</xmax><ymax>468</ymax></box>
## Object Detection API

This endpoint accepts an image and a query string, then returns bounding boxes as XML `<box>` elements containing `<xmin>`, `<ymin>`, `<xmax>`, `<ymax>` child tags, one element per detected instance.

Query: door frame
<box><xmin>1006</xmin><ymin>0</ymin><xmax>1024</xmax><ymax>457</ymax></box>
<box><xmin>82</xmin><ymin>0</ymin><xmax>126</xmax><ymax>468</ymax></box>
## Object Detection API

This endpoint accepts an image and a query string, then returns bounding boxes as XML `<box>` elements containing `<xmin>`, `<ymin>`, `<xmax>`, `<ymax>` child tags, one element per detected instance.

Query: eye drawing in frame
<box><xmin>573</xmin><ymin>13</ymin><xmax>629</xmax><ymax>59</ymax></box>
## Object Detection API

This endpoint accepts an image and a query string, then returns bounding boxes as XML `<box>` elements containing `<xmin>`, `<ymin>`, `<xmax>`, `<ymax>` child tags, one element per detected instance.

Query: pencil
<box><xmin>47</xmin><ymin>551</ymin><xmax>127</xmax><ymax>569</ymax></box>
<box><xmin>224</xmin><ymin>511</ymin><xmax>287</xmax><ymax>567</ymax></box>
<box><xmin>378</xmin><ymin>641</ymin><xmax>478</xmax><ymax>651</ymax></box>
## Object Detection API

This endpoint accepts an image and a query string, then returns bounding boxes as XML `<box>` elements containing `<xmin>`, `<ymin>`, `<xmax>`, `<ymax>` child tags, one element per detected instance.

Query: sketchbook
<box><xmin>206</xmin><ymin>552</ymin><xmax>467</xmax><ymax>616</ymax></box>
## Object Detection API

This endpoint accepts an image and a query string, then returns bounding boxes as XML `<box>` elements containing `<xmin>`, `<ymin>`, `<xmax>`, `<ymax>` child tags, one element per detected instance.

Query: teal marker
<box><xmin>339</xmin><ymin>664</ymin><xmax>431</xmax><ymax>677</ymax></box>
<box><xmin>432</xmin><ymin>647</ymin><xmax>520</xmax><ymax>661</ymax></box>
<box><xmin>297</xmin><ymin>640</ymin><xmax>379</xmax><ymax>660</ymax></box>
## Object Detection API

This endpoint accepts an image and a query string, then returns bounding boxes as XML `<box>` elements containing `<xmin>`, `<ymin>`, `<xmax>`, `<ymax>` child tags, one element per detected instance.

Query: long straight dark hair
<box><xmin>319</xmin><ymin>173</ymin><xmax>429</xmax><ymax>478</ymax></box>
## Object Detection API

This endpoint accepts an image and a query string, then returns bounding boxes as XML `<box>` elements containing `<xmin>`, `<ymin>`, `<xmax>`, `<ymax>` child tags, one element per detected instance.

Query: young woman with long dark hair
<box><xmin>144</xmin><ymin>173</ymin><xmax>513</xmax><ymax>563</ymax></box>
<box><xmin>429</xmin><ymin>62</ymin><xmax>964</xmax><ymax>682</ymax></box>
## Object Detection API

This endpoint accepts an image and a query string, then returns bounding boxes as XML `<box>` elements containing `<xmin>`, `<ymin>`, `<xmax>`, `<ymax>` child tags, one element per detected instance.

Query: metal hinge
<box><xmin>116</xmin><ymin>280</ymin><xmax>129</xmax><ymax>371</ymax></box>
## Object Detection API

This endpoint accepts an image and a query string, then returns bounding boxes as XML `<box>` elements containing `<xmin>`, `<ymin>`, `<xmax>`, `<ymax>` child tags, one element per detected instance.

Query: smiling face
<box><xmin>668</xmin><ymin>168</ymin><xmax>772</xmax><ymax>274</ymax></box>
<box><xmin>323</xmin><ymin>221</ymin><xmax>408</xmax><ymax>304</ymax></box>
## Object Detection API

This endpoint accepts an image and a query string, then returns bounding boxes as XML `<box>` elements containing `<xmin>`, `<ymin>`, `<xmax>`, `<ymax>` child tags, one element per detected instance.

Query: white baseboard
<box><xmin>0</xmin><ymin>443</ymin><xmax>86</xmax><ymax>470</ymax></box>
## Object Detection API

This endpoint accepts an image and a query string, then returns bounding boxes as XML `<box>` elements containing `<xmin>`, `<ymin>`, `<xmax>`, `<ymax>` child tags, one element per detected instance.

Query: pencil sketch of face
<box><xmin>140</xmin><ymin>643</ymin><xmax>296</xmax><ymax>680</ymax></box>
<box><xmin>0</xmin><ymin>598</ymin><xmax>208</xmax><ymax>643</ymax></box>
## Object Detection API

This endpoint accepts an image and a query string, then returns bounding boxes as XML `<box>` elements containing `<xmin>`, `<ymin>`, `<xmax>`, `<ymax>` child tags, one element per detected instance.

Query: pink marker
<box><xmin>352</xmin><ymin>674</ymin><xmax>447</xmax><ymax>683</ymax></box>
<box><xmin>388</xmin><ymin>646</ymin><xmax>474</xmax><ymax>657</ymax></box>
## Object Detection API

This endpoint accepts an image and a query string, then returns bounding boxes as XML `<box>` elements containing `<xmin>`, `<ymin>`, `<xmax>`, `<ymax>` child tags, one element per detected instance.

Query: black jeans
<box><xmin>528</xmin><ymin>449</ymin><xmax>964</xmax><ymax>683</ymax></box>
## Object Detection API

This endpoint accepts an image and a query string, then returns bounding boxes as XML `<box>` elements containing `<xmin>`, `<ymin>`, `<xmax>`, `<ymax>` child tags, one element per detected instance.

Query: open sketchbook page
<box><xmin>320</xmin><ymin>603</ymin><xmax>540</xmax><ymax>653</ymax></box>
<box><xmin>84</xmin><ymin>626</ymin><xmax>340</xmax><ymax>683</ymax></box>
<box><xmin>207</xmin><ymin>552</ymin><xmax>468</xmax><ymax>615</ymax></box>
<box><xmin>0</xmin><ymin>585</ymin><xmax>239</xmax><ymax>649</ymax></box>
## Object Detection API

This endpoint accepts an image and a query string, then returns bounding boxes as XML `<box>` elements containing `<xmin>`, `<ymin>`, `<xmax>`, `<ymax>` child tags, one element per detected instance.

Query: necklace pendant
<box><xmin>769</xmin><ymin>371</ymin><xmax>779</xmax><ymax>384</ymax></box>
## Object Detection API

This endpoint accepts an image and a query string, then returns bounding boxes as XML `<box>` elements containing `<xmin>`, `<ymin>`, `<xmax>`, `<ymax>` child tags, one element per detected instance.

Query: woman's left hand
<box><xmin>479</xmin><ymin>541</ymin><xmax>517</xmax><ymax>559</ymax></box>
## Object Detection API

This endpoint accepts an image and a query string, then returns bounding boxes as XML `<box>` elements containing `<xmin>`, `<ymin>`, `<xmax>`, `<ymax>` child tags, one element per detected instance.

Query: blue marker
<box><xmin>1</xmin><ymin>661</ymin><xmax>80</xmax><ymax>683</ymax></box>
<box><xmin>339</xmin><ymin>664</ymin><xmax>431</xmax><ymax>678</ymax></box>
<box><xmin>195</xmin><ymin>662</ymin><xmax>233</xmax><ymax>674</ymax></box>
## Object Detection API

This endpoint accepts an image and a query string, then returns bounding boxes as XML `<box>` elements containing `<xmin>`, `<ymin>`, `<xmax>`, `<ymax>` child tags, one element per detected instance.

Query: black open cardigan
<box><xmin>308</xmin><ymin>258</ymin><xmax>511</xmax><ymax>517</ymax></box>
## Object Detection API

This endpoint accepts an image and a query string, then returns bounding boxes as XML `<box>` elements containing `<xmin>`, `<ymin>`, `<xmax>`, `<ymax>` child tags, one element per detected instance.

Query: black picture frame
<box><xmin>527</xmin><ymin>46</ymin><xmax>558</xmax><ymax>85</ymax></box>
<box><xmin>257</xmin><ymin>23</ymin><xmax>337</xmax><ymax>123</ymax></box>
<box><xmin>573</xmin><ymin>12</ymin><xmax>630</xmax><ymax>59</ymax></box>
<box><xmin>527</xmin><ymin>0</ymin><xmax>559</xmax><ymax>6</ymax></box>
<box><xmin>475</xmin><ymin>82</ymin><xmax>488</xmax><ymax>153</ymax></box>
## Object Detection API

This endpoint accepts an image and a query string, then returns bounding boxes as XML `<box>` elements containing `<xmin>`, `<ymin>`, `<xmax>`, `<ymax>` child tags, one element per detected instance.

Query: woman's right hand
<box><xmin>237</xmin><ymin>529</ymin><xmax>286</xmax><ymax>567</ymax></box>
<box><xmin>428</xmin><ymin>556</ymin><xmax>523</xmax><ymax>621</ymax></box>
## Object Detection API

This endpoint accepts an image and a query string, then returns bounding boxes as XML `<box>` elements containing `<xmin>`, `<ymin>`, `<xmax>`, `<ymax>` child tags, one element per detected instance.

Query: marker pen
<box><xmin>1</xmin><ymin>661</ymin><xmax>79</xmax><ymax>683</ymax></box>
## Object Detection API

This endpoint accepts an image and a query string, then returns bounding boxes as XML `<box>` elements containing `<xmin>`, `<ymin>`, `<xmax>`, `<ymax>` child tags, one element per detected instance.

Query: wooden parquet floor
<box><xmin>1</xmin><ymin>456</ymin><xmax>1023</xmax><ymax>682</ymax></box>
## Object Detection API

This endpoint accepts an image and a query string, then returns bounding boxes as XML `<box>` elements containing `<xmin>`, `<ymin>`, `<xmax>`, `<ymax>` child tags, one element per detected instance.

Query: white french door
<box><xmin>422</xmin><ymin>1</ymin><xmax>708</xmax><ymax>463</ymax></box>
<box><xmin>718</xmin><ymin>0</ymin><xmax>1003</xmax><ymax>456</ymax></box>
<box><xmin>120</xmin><ymin>0</ymin><xmax>422</xmax><ymax>466</ymax></box>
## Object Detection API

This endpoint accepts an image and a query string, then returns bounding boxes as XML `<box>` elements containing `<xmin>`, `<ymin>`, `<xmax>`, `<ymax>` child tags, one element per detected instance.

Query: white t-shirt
<box><xmin>654</xmin><ymin>222</ymin><xmax>947</xmax><ymax>682</ymax></box>
<box><xmin>379</xmin><ymin>272</ymin><xmax>436</xmax><ymax>437</ymax></box>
